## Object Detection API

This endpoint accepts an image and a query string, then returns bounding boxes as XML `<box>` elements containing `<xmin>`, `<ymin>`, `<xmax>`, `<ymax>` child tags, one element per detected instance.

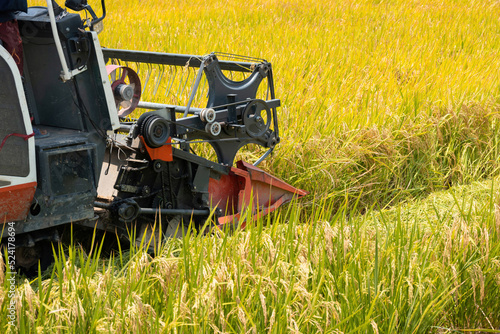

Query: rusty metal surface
<box><xmin>0</xmin><ymin>182</ymin><xmax>36</xmax><ymax>222</ymax></box>
<box><xmin>209</xmin><ymin>161</ymin><xmax>307</xmax><ymax>226</ymax></box>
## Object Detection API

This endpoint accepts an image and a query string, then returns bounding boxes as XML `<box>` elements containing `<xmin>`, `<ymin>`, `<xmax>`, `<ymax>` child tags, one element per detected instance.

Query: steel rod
<box><xmin>137</xmin><ymin>101</ymin><xmax>202</xmax><ymax>113</ymax></box>
<box><xmin>94</xmin><ymin>202</ymin><xmax>210</xmax><ymax>216</ymax></box>
<box><xmin>140</xmin><ymin>208</ymin><xmax>210</xmax><ymax>215</ymax></box>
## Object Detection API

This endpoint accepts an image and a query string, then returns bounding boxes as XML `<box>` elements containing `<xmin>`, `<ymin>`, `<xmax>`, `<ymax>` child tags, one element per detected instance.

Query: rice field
<box><xmin>101</xmin><ymin>0</ymin><xmax>500</xmax><ymax>211</ymax></box>
<box><xmin>2</xmin><ymin>178</ymin><xmax>500</xmax><ymax>332</ymax></box>
<box><xmin>2</xmin><ymin>0</ymin><xmax>500</xmax><ymax>332</ymax></box>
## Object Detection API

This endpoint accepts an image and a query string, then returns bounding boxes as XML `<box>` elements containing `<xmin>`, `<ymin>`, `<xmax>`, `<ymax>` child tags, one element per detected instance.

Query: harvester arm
<box><xmin>96</xmin><ymin>49</ymin><xmax>305</xmax><ymax>232</ymax></box>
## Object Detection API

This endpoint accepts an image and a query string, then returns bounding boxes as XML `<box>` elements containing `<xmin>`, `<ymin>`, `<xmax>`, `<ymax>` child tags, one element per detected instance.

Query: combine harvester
<box><xmin>0</xmin><ymin>0</ymin><xmax>306</xmax><ymax>271</ymax></box>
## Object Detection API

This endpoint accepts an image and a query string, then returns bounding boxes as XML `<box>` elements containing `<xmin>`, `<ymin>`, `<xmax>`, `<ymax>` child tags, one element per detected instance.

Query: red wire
<box><xmin>0</xmin><ymin>132</ymin><xmax>34</xmax><ymax>153</ymax></box>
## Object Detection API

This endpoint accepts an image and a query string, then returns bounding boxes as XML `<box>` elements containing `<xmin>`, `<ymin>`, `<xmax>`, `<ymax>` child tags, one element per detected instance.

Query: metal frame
<box><xmin>102</xmin><ymin>49</ymin><xmax>261</xmax><ymax>72</ymax></box>
<box><xmin>0</xmin><ymin>45</ymin><xmax>36</xmax><ymax>189</ymax></box>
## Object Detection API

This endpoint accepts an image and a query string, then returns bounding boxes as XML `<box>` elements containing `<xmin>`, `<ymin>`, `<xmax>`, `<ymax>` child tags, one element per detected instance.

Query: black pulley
<box><xmin>141</xmin><ymin>115</ymin><xmax>170</xmax><ymax>148</ymax></box>
<box><xmin>242</xmin><ymin>99</ymin><xmax>272</xmax><ymax>138</ymax></box>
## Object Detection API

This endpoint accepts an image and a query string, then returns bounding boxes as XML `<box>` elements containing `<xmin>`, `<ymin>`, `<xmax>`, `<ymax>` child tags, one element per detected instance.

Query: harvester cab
<box><xmin>0</xmin><ymin>0</ymin><xmax>306</xmax><ymax>271</ymax></box>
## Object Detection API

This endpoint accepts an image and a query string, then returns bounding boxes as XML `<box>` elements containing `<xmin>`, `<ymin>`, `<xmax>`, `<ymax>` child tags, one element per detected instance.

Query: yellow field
<box><xmin>27</xmin><ymin>0</ymin><xmax>500</xmax><ymax>207</ymax></box>
<box><xmin>2</xmin><ymin>1</ymin><xmax>500</xmax><ymax>332</ymax></box>
<box><xmin>93</xmin><ymin>0</ymin><xmax>500</xmax><ymax>209</ymax></box>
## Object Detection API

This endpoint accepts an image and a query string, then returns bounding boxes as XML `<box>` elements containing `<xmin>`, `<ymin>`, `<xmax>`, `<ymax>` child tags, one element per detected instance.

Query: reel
<box><xmin>106</xmin><ymin>65</ymin><xmax>141</xmax><ymax>118</ymax></box>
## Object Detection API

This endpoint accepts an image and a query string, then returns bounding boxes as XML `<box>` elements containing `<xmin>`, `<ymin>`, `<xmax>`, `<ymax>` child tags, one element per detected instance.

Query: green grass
<box><xmin>2</xmin><ymin>177</ymin><xmax>500</xmax><ymax>332</ymax></box>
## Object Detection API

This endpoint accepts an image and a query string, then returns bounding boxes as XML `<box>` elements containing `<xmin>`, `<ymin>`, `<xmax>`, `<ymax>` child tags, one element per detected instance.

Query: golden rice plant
<box><xmin>8</xmin><ymin>1</ymin><xmax>500</xmax><ymax>333</ymax></box>
<box><xmin>96</xmin><ymin>0</ymin><xmax>500</xmax><ymax>211</ymax></box>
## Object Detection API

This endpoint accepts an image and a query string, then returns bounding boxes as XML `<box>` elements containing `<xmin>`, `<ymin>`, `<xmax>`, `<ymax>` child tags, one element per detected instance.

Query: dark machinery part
<box><xmin>65</xmin><ymin>0</ymin><xmax>106</xmax><ymax>30</ymax></box>
<box><xmin>65</xmin><ymin>0</ymin><xmax>88</xmax><ymax>11</ymax></box>
<box><xmin>0</xmin><ymin>0</ymin><xmax>307</xmax><ymax>273</ymax></box>
<box><xmin>243</xmin><ymin>99</ymin><xmax>272</xmax><ymax>138</ymax></box>
<box><xmin>141</xmin><ymin>116</ymin><xmax>170</xmax><ymax>148</ymax></box>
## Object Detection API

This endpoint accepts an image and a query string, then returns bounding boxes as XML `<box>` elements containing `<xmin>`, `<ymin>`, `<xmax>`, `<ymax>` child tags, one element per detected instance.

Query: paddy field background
<box><xmin>1</xmin><ymin>0</ymin><xmax>500</xmax><ymax>332</ymax></box>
